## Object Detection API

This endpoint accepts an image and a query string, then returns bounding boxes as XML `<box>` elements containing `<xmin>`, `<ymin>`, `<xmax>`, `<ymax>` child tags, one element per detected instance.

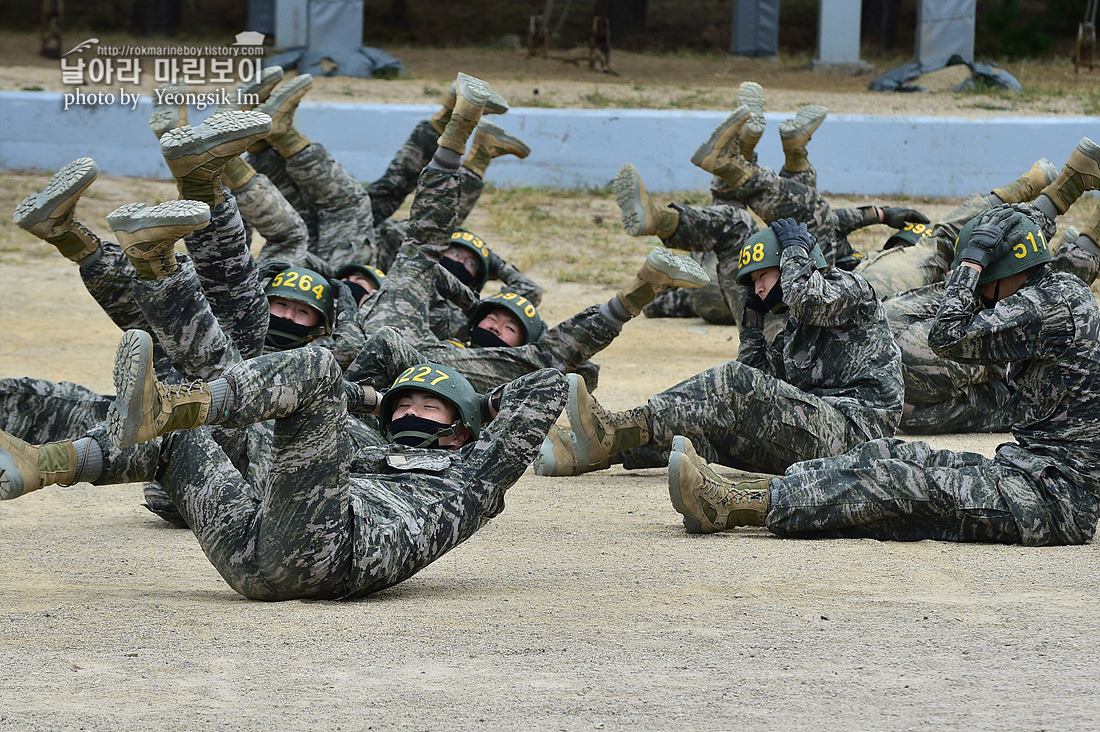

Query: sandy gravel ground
<box><xmin>2</xmin><ymin>40</ymin><xmax>1100</xmax><ymax>732</ymax></box>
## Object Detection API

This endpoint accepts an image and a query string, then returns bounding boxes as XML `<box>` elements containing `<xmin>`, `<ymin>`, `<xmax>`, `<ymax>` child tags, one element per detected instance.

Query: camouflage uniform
<box><xmin>246</xmin><ymin>145</ymin><xmax>320</xmax><ymax>246</ymax></box>
<box><xmin>885</xmin><ymin>207</ymin><xmax>1100</xmax><ymax>434</ymax></box>
<box><xmin>0</xmin><ymin>377</ymin><xmax>111</xmax><ymax>445</ymax></box>
<box><xmin>766</xmin><ymin>263</ymin><xmax>1100</xmax><ymax>546</ymax></box>
<box><xmin>620</xmin><ymin>244</ymin><xmax>904</xmax><ymax>472</ymax></box>
<box><xmin>231</xmin><ymin>170</ymin><xmax>311</xmax><ymax>264</ymax></box>
<box><xmin>74</xmin><ymin>348</ymin><xmax>568</xmax><ymax>600</ymax></box>
<box><xmin>352</xmin><ymin>167</ymin><xmax>621</xmax><ymax>393</ymax></box>
<box><xmin>281</xmin><ymin>143</ymin><xmax>378</xmax><ymax>269</ymax></box>
<box><xmin>855</xmin><ymin>194</ymin><xmax>990</xmax><ymax>299</ymax></box>
<box><xmin>366</xmin><ymin>119</ymin><xmax>440</xmax><ymax>225</ymax></box>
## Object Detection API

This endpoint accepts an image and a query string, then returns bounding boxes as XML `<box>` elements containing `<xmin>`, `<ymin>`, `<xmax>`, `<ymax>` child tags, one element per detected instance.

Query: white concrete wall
<box><xmin>1</xmin><ymin>90</ymin><xmax>1096</xmax><ymax>198</ymax></box>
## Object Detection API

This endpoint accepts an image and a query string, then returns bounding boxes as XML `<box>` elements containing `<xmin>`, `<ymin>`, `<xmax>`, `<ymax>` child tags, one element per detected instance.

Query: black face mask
<box><xmin>343</xmin><ymin>279</ymin><xmax>370</xmax><ymax>306</ymax></box>
<box><xmin>762</xmin><ymin>282</ymin><xmax>786</xmax><ymax>313</ymax></box>
<box><xmin>387</xmin><ymin>414</ymin><xmax>456</xmax><ymax>448</ymax></box>
<box><xmin>469</xmin><ymin>326</ymin><xmax>512</xmax><ymax>348</ymax></box>
<box><xmin>265</xmin><ymin>314</ymin><xmax>315</xmax><ymax>351</ymax></box>
<box><xmin>440</xmin><ymin>256</ymin><xmax>479</xmax><ymax>290</ymax></box>
<box><xmin>980</xmin><ymin>280</ymin><xmax>1001</xmax><ymax>310</ymax></box>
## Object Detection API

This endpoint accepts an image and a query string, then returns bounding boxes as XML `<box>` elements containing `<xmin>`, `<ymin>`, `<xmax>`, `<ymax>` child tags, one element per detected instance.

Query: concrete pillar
<box><xmin>812</xmin><ymin>0</ymin><xmax>873</xmax><ymax>74</ymax></box>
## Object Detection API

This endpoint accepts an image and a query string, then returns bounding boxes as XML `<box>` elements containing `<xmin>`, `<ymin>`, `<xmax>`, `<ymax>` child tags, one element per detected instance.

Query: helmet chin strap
<box><xmin>388</xmin><ymin>415</ymin><xmax>463</xmax><ymax>449</ymax></box>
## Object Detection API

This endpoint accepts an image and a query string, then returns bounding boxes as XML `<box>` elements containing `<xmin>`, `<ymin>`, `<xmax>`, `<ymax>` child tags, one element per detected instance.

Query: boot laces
<box><xmin>157</xmin><ymin>380</ymin><xmax>208</xmax><ymax>406</ymax></box>
<box><xmin>700</xmin><ymin>477</ymin><xmax>756</xmax><ymax>507</ymax></box>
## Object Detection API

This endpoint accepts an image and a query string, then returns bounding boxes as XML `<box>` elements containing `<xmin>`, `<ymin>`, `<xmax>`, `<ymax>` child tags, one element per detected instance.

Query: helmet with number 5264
<box><xmin>380</xmin><ymin>362</ymin><xmax>483</xmax><ymax>443</ymax></box>
<box><xmin>951</xmin><ymin>213</ymin><xmax>1050</xmax><ymax>284</ymax></box>
<box><xmin>264</xmin><ymin>266</ymin><xmax>334</xmax><ymax>347</ymax></box>
<box><xmin>735</xmin><ymin>227</ymin><xmax>827</xmax><ymax>286</ymax></box>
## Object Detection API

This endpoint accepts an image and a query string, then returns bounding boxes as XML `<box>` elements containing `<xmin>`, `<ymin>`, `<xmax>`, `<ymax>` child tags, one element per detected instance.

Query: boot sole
<box><xmin>779</xmin><ymin>105</ymin><xmax>828</xmax><ymax>140</ymax></box>
<box><xmin>455</xmin><ymin>72</ymin><xmax>492</xmax><ymax>108</ymax></box>
<box><xmin>613</xmin><ymin>163</ymin><xmax>649</xmax><ymax>236</ymax></box>
<box><xmin>160</xmin><ymin>110</ymin><xmax>273</xmax><ymax>161</ymax></box>
<box><xmin>475</xmin><ymin>121</ymin><xmax>531</xmax><ymax>157</ymax></box>
<box><xmin>532</xmin><ymin>425</ymin><xmax>572</xmax><ymax>477</ymax></box>
<box><xmin>690</xmin><ymin>106</ymin><xmax>751</xmax><ymax>168</ymax></box>
<box><xmin>1075</xmin><ymin>137</ymin><xmax>1100</xmax><ymax>165</ymax></box>
<box><xmin>106</xmin><ymin>200</ymin><xmax>211</xmax><ymax>236</ymax></box>
<box><xmin>257</xmin><ymin>74</ymin><xmax>314</xmax><ymax>122</ymax></box>
<box><xmin>149</xmin><ymin>82</ymin><xmax>187</xmax><ymax>137</ymax></box>
<box><xmin>736</xmin><ymin>81</ymin><xmax>765</xmax><ymax>115</ymax></box>
<box><xmin>13</xmin><ymin>157</ymin><xmax>99</xmax><ymax>230</ymax></box>
<box><xmin>0</xmin><ymin>443</ymin><xmax>26</xmax><ymax>500</ymax></box>
<box><xmin>108</xmin><ymin>330</ymin><xmax>154</xmax><ymax>449</ymax></box>
<box><xmin>668</xmin><ymin>437</ymin><xmax>704</xmax><ymax>534</ymax></box>
<box><xmin>646</xmin><ymin>246</ymin><xmax>710</xmax><ymax>287</ymax></box>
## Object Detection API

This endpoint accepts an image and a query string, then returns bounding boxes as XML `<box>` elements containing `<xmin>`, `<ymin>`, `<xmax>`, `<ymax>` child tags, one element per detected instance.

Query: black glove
<box><xmin>958</xmin><ymin>209</ymin><xmax>1025</xmax><ymax>268</ymax></box>
<box><xmin>479</xmin><ymin>388</ymin><xmax>504</xmax><ymax>422</ymax></box>
<box><xmin>256</xmin><ymin>259</ymin><xmax>292</xmax><ymax>280</ymax></box>
<box><xmin>327</xmin><ymin>278</ymin><xmax>359</xmax><ymax>325</ymax></box>
<box><xmin>770</xmin><ymin>218</ymin><xmax>816</xmax><ymax>253</ymax></box>
<box><xmin>881</xmin><ymin>206</ymin><xmax>930</xmax><ymax>229</ymax></box>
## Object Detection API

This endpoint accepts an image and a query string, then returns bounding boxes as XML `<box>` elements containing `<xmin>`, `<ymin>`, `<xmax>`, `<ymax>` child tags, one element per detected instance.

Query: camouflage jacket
<box><xmin>738</xmin><ymin>246</ymin><xmax>904</xmax><ymax>441</ymax></box>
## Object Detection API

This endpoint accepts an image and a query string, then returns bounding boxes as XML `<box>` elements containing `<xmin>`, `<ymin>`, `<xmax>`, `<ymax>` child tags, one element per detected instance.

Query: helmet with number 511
<box><xmin>951</xmin><ymin>213</ymin><xmax>1050</xmax><ymax>284</ymax></box>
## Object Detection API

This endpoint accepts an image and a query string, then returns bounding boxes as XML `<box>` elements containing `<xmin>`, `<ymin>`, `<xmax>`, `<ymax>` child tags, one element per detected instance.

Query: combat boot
<box><xmin>429</xmin><ymin>80</ymin><xmax>510</xmax><ymax>134</ymax></box>
<box><xmin>780</xmin><ymin>104</ymin><xmax>827</xmax><ymax>174</ymax></box>
<box><xmin>13</xmin><ymin>156</ymin><xmax>101</xmax><ymax>262</ymax></box>
<box><xmin>0</xmin><ymin>431</ymin><xmax>77</xmax><ymax>500</ymax></box>
<box><xmin>461</xmin><ymin>122</ymin><xmax>531</xmax><ymax>178</ymax></box>
<box><xmin>108</xmin><ymin>330</ymin><xmax>212</xmax><ymax>449</ymax></box>
<box><xmin>107</xmin><ymin>200</ymin><xmax>211</xmax><ymax>280</ymax></box>
<box><xmin>737</xmin><ymin>81</ymin><xmax>766</xmax><ymax>162</ymax></box>
<box><xmin>991</xmin><ymin>158</ymin><xmax>1058</xmax><ymax>204</ymax></box>
<box><xmin>221</xmin><ymin>155</ymin><xmax>257</xmax><ymax>190</ymax></box>
<box><xmin>533</xmin><ymin>424</ymin><xmax>601</xmax><ymax>477</ymax></box>
<box><xmin>667</xmin><ymin>435</ymin><xmax>770</xmax><ymax>534</ymax></box>
<box><xmin>613</xmin><ymin>162</ymin><xmax>680</xmax><ymax>238</ymax></box>
<box><xmin>437</xmin><ymin>73</ymin><xmax>494</xmax><ymax>155</ymax></box>
<box><xmin>691</xmin><ymin>105</ymin><xmax>754</xmax><ymax>189</ymax></box>
<box><xmin>212</xmin><ymin>65</ymin><xmax>285</xmax><ymax>115</ymax></box>
<box><xmin>257</xmin><ymin>74</ymin><xmax>314</xmax><ymax>158</ymax></box>
<box><xmin>1081</xmin><ymin>203</ymin><xmax>1100</xmax><ymax>250</ymax></box>
<box><xmin>615</xmin><ymin>246</ymin><xmax>710</xmax><ymax>316</ymax></box>
<box><xmin>569</xmin><ymin>373</ymin><xmax>649</xmax><ymax>467</ymax></box>
<box><xmin>149</xmin><ymin>82</ymin><xmax>188</xmax><ymax>139</ymax></box>
<box><xmin>1040</xmin><ymin>137</ymin><xmax>1100</xmax><ymax>214</ymax></box>
<box><xmin>161</xmin><ymin>110</ymin><xmax>272</xmax><ymax>206</ymax></box>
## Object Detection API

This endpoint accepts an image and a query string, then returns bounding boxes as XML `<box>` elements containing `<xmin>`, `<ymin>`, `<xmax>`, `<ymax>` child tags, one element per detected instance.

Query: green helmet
<box><xmin>335</xmin><ymin>262</ymin><xmax>386</xmax><ymax>290</ymax></box>
<box><xmin>735</xmin><ymin>227</ymin><xmax>827</xmax><ymax>286</ymax></box>
<box><xmin>884</xmin><ymin>221</ymin><xmax>936</xmax><ymax>249</ymax></box>
<box><xmin>264</xmin><ymin>266</ymin><xmax>334</xmax><ymax>349</ymax></box>
<box><xmin>380</xmin><ymin>362</ymin><xmax>482</xmax><ymax>446</ymax></box>
<box><xmin>468</xmin><ymin>291</ymin><xmax>546</xmax><ymax>345</ymax></box>
<box><xmin>448</xmin><ymin>229</ymin><xmax>491</xmax><ymax>291</ymax></box>
<box><xmin>951</xmin><ymin>213</ymin><xmax>1050</xmax><ymax>284</ymax></box>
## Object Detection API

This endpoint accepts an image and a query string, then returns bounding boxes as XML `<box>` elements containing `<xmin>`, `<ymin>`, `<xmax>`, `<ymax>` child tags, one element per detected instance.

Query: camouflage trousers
<box><xmin>621</xmin><ymin>359</ymin><xmax>872</xmax><ymax>474</ymax></box>
<box><xmin>246</xmin><ymin>145</ymin><xmax>320</xmax><ymax>247</ymax></box>
<box><xmin>94</xmin><ymin>347</ymin><xmax>567</xmax><ymax>600</ymax></box>
<box><xmin>373</xmin><ymin>167</ymin><xmax>485</xmax><ymax>272</ymax></box>
<box><xmin>284</xmin><ymin>143</ymin><xmax>377</xmax><ymax>269</ymax></box>
<box><xmin>883</xmin><ymin>283</ymin><xmax>1020</xmax><ymax>434</ymax></box>
<box><xmin>231</xmin><ymin>171</ymin><xmax>310</xmax><ymax>264</ymax></box>
<box><xmin>766</xmin><ymin>437</ymin><xmax>1046</xmax><ymax>544</ymax></box>
<box><xmin>0</xmin><ymin>377</ymin><xmax>111</xmax><ymax>444</ymax></box>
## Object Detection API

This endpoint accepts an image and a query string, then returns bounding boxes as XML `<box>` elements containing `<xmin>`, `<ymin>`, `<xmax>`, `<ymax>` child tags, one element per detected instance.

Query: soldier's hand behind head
<box><xmin>881</xmin><ymin>206</ymin><xmax>930</xmax><ymax>229</ymax></box>
<box><xmin>959</xmin><ymin>208</ymin><xmax>1024</xmax><ymax>268</ymax></box>
<box><xmin>770</xmin><ymin>218</ymin><xmax>816</xmax><ymax>253</ymax></box>
<box><xmin>256</xmin><ymin>259</ymin><xmax>292</xmax><ymax>281</ymax></box>
<box><xmin>327</xmin><ymin>277</ymin><xmax>359</xmax><ymax>324</ymax></box>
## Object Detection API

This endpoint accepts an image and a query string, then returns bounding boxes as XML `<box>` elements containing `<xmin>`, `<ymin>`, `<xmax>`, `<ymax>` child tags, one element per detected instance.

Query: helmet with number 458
<box><xmin>951</xmin><ymin>213</ymin><xmax>1050</xmax><ymax>284</ymax></box>
<box><xmin>380</xmin><ymin>362</ymin><xmax>482</xmax><ymax>442</ymax></box>
<box><xmin>735</xmin><ymin>227</ymin><xmax>827</xmax><ymax>286</ymax></box>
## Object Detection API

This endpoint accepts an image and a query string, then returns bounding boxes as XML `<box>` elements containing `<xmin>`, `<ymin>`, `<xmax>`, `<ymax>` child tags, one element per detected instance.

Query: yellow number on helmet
<box><xmin>270</xmin><ymin>272</ymin><xmax>284</xmax><ymax>287</ymax></box>
<box><xmin>752</xmin><ymin>241</ymin><xmax>765</xmax><ymax>262</ymax></box>
<box><xmin>299</xmin><ymin>274</ymin><xmax>313</xmax><ymax>291</ymax></box>
<box><xmin>312</xmin><ymin>284</ymin><xmax>325</xmax><ymax>300</ymax></box>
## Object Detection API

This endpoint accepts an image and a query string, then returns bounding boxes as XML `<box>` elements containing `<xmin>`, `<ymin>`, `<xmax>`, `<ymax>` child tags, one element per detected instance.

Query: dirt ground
<box><xmin>2</xmin><ymin>40</ymin><xmax>1100</xmax><ymax>731</ymax></box>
